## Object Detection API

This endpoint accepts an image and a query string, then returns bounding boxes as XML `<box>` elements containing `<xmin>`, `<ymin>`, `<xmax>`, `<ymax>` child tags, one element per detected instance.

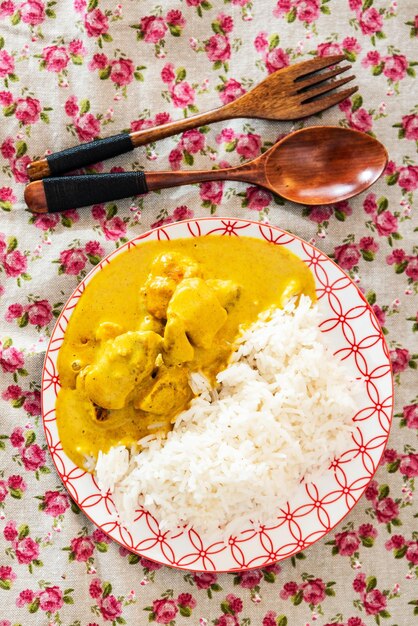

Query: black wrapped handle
<box><xmin>43</xmin><ymin>171</ymin><xmax>148</xmax><ymax>212</ymax></box>
<box><xmin>46</xmin><ymin>133</ymin><xmax>135</xmax><ymax>176</ymax></box>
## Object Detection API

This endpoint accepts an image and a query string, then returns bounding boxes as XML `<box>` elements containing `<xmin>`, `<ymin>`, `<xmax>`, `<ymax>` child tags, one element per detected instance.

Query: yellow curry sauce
<box><xmin>56</xmin><ymin>236</ymin><xmax>316</xmax><ymax>469</ymax></box>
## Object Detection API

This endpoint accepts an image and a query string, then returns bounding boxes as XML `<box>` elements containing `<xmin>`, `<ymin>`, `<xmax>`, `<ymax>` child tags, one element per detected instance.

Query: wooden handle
<box><xmin>26</xmin><ymin>102</ymin><xmax>239</xmax><ymax>181</ymax></box>
<box><xmin>24</xmin><ymin>156</ymin><xmax>263</xmax><ymax>214</ymax></box>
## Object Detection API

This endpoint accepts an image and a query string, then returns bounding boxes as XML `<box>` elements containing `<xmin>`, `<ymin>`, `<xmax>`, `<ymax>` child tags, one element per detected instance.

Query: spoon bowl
<box><xmin>262</xmin><ymin>126</ymin><xmax>388</xmax><ymax>205</ymax></box>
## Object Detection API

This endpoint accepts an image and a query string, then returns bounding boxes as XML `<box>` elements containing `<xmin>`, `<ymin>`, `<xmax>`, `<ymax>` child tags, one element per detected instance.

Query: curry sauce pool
<box><xmin>56</xmin><ymin>236</ymin><xmax>316</xmax><ymax>469</ymax></box>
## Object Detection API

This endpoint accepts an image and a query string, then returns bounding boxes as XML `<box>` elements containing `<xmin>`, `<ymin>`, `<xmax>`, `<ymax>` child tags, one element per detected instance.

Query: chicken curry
<box><xmin>56</xmin><ymin>236</ymin><xmax>316</xmax><ymax>469</ymax></box>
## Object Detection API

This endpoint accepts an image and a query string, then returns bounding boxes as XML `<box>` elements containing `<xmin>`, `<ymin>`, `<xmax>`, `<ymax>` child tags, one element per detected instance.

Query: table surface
<box><xmin>0</xmin><ymin>1</ymin><xmax>417</xmax><ymax>625</ymax></box>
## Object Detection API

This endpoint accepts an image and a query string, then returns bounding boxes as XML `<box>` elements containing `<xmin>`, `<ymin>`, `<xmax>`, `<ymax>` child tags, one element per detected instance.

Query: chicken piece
<box><xmin>83</xmin><ymin>331</ymin><xmax>162</xmax><ymax>410</ymax></box>
<box><xmin>95</xmin><ymin>322</ymin><xmax>123</xmax><ymax>342</ymax></box>
<box><xmin>138</xmin><ymin>314</ymin><xmax>165</xmax><ymax>335</ymax></box>
<box><xmin>163</xmin><ymin>316</ymin><xmax>195</xmax><ymax>365</ymax></box>
<box><xmin>143</xmin><ymin>252</ymin><xmax>201</xmax><ymax>319</ymax></box>
<box><xmin>163</xmin><ymin>278</ymin><xmax>228</xmax><ymax>363</ymax></box>
<box><xmin>205</xmin><ymin>279</ymin><xmax>241</xmax><ymax>311</ymax></box>
<box><xmin>135</xmin><ymin>364</ymin><xmax>191</xmax><ymax>415</ymax></box>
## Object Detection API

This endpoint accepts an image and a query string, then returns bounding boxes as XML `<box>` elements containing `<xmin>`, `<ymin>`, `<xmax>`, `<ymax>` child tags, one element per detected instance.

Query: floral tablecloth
<box><xmin>0</xmin><ymin>1</ymin><xmax>417</xmax><ymax>625</ymax></box>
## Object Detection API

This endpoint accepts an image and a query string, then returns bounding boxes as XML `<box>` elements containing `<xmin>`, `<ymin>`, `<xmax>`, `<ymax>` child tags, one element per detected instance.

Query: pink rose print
<box><xmin>317</xmin><ymin>42</ymin><xmax>342</xmax><ymax>57</ymax></box>
<box><xmin>334</xmin><ymin>243</ymin><xmax>360</xmax><ymax>270</ymax></box>
<box><xmin>254</xmin><ymin>31</ymin><xmax>268</xmax><ymax>51</ymax></box>
<box><xmin>193</xmin><ymin>572</ymin><xmax>218</xmax><ymax>589</ymax></box>
<box><xmin>3</xmin><ymin>521</ymin><xmax>18</xmax><ymax>542</ymax></box>
<box><xmin>16</xmin><ymin>588</ymin><xmax>35</xmax><ymax>607</ymax></box>
<box><xmin>84</xmin><ymin>8</ymin><xmax>109</xmax><ymax>38</ymax></box>
<box><xmin>401</xmin><ymin>113</ymin><xmax>418</xmax><ymax>140</ymax></box>
<box><xmin>161</xmin><ymin>62</ymin><xmax>175</xmax><ymax>84</ymax></box>
<box><xmin>2</xmin><ymin>249</ymin><xmax>27</xmax><ymax>277</ymax></box>
<box><xmin>363</xmin><ymin>192</ymin><xmax>378</xmax><ymax>214</ymax></box>
<box><xmin>334</xmin><ymin>530</ymin><xmax>361</xmax><ymax>556</ymax></box>
<box><xmin>342</xmin><ymin>36</ymin><xmax>361</xmax><ymax>54</ymax></box>
<box><xmin>390</xmin><ymin>347</ymin><xmax>410</xmax><ymax>373</ymax></box>
<box><xmin>140</xmin><ymin>557</ymin><xmax>163</xmax><ymax>571</ymax></box>
<box><xmin>42</xmin><ymin>45</ymin><xmax>69</xmax><ymax>72</ymax></box>
<box><xmin>9</xmin><ymin>426</ymin><xmax>25</xmax><ymax>448</ymax></box>
<box><xmin>0</xmin><ymin>134</ymin><xmax>15</xmax><ymax>156</ymax></box>
<box><xmin>373</xmin><ymin>210</ymin><xmax>398</xmax><ymax>237</ymax></box>
<box><xmin>70</xmin><ymin>536</ymin><xmax>95</xmax><ymax>561</ymax></box>
<box><xmin>11</xmin><ymin>155</ymin><xmax>31</xmax><ymax>183</ymax></box>
<box><xmin>363</xmin><ymin>589</ymin><xmax>387</xmax><ymax>615</ymax></box>
<box><xmin>403</xmin><ymin>404</ymin><xmax>418</xmax><ymax>429</ymax></box>
<box><xmin>295</xmin><ymin>0</ymin><xmax>320</xmax><ymax>24</ymax></box>
<box><xmin>14</xmin><ymin>96</ymin><xmax>41</xmax><ymax>125</ymax></box>
<box><xmin>0</xmin><ymin>50</ymin><xmax>14</xmax><ymax>78</ymax></box>
<box><xmin>110</xmin><ymin>58</ymin><xmax>134</xmax><ymax>86</ymax></box>
<box><xmin>139</xmin><ymin>16</ymin><xmax>167</xmax><ymax>44</ymax></box>
<box><xmin>349</xmin><ymin>108</ymin><xmax>373</xmax><ymax>133</ymax></box>
<box><xmin>236</xmin><ymin>133</ymin><xmax>262</xmax><ymax>159</ymax></box>
<box><xmin>59</xmin><ymin>248</ymin><xmax>87</xmax><ymax>275</ymax></box>
<box><xmin>0</xmin><ymin>345</ymin><xmax>24</xmax><ymax>373</ymax></box>
<box><xmin>205</xmin><ymin>34</ymin><xmax>231</xmax><ymax>63</ymax></box>
<box><xmin>359</xmin><ymin>8</ymin><xmax>383</xmax><ymax>36</ymax></box>
<box><xmin>177</xmin><ymin>592</ymin><xmax>197</xmax><ymax>609</ymax></box>
<box><xmin>26</xmin><ymin>300</ymin><xmax>52</xmax><ymax>326</ymax></box>
<box><xmin>152</xmin><ymin>598</ymin><xmax>178</xmax><ymax>624</ymax></box>
<box><xmin>362</xmin><ymin>50</ymin><xmax>381</xmax><ymax>68</ymax></box>
<box><xmin>172</xmin><ymin>205</ymin><xmax>193</xmax><ymax>221</ymax></box>
<box><xmin>21</xmin><ymin>444</ymin><xmax>46</xmax><ymax>471</ymax></box>
<box><xmin>219</xmin><ymin>78</ymin><xmax>246</xmax><ymax>105</ymax></box>
<box><xmin>383</xmin><ymin>54</ymin><xmax>408</xmax><ymax>82</ymax></box>
<box><xmin>74</xmin><ymin>113</ymin><xmax>100</xmax><ymax>141</ymax></box>
<box><xmin>8</xmin><ymin>474</ymin><xmax>27</xmax><ymax>492</ymax></box>
<box><xmin>399</xmin><ymin>454</ymin><xmax>418</xmax><ymax>477</ymax></box>
<box><xmin>166</xmin><ymin>9</ymin><xmax>186</xmax><ymax>32</ymax></box>
<box><xmin>170</xmin><ymin>81</ymin><xmax>195</xmax><ymax>109</ymax></box>
<box><xmin>0</xmin><ymin>1</ymin><xmax>15</xmax><ymax>18</ymax></box>
<box><xmin>374</xmin><ymin>496</ymin><xmax>399</xmax><ymax>523</ymax></box>
<box><xmin>245</xmin><ymin>186</ymin><xmax>272</xmax><ymax>210</ymax></box>
<box><xmin>0</xmin><ymin>481</ymin><xmax>7</xmax><ymax>502</ymax></box>
<box><xmin>14</xmin><ymin>536</ymin><xmax>39</xmax><ymax>564</ymax></box>
<box><xmin>0</xmin><ymin>565</ymin><xmax>16</xmax><ymax>587</ymax></box>
<box><xmin>301</xmin><ymin>578</ymin><xmax>326</xmax><ymax>605</ymax></box>
<box><xmin>405</xmin><ymin>257</ymin><xmax>418</xmax><ymax>281</ymax></box>
<box><xmin>39</xmin><ymin>586</ymin><xmax>64</xmax><ymax>612</ymax></box>
<box><xmin>200</xmin><ymin>181</ymin><xmax>224</xmax><ymax>208</ymax></box>
<box><xmin>398</xmin><ymin>166</ymin><xmax>418</xmax><ymax>191</ymax></box>
<box><xmin>102</xmin><ymin>216</ymin><xmax>127</xmax><ymax>241</ymax></box>
<box><xmin>89</xmin><ymin>579</ymin><xmax>102</xmax><ymax>599</ymax></box>
<box><xmin>265</xmin><ymin>47</ymin><xmax>289</xmax><ymax>74</ymax></box>
<box><xmin>42</xmin><ymin>490</ymin><xmax>70</xmax><ymax>516</ymax></box>
<box><xmin>181</xmin><ymin>129</ymin><xmax>205</xmax><ymax>154</ymax></box>
<box><xmin>239</xmin><ymin>569</ymin><xmax>262</xmax><ymax>589</ymax></box>
<box><xmin>308</xmin><ymin>205</ymin><xmax>333</xmax><ymax>224</ymax></box>
<box><xmin>406</xmin><ymin>542</ymin><xmax>418</xmax><ymax>565</ymax></box>
<box><xmin>20</xmin><ymin>0</ymin><xmax>45</xmax><ymax>25</ymax></box>
<box><xmin>99</xmin><ymin>594</ymin><xmax>123</xmax><ymax>621</ymax></box>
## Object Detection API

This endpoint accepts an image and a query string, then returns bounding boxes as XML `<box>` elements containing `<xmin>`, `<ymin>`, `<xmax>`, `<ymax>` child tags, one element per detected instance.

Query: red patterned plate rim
<box><xmin>41</xmin><ymin>217</ymin><xmax>394</xmax><ymax>572</ymax></box>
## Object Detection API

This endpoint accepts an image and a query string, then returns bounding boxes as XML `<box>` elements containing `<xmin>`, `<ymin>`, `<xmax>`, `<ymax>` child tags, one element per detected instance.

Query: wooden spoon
<box><xmin>24</xmin><ymin>126</ymin><xmax>388</xmax><ymax>214</ymax></box>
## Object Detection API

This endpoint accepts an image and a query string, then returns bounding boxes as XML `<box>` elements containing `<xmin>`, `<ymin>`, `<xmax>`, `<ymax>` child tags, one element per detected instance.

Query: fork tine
<box><xmin>300</xmin><ymin>75</ymin><xmax>356</xmax><ymax>103</ymax></box>
<box><xmin>298</xmin><ymin>86</ymin><xmax>358</xmax><ymax>117</ymax></box>
<box><xmin>295</xmin><ymin>65</ymin><xmax>352</xmax><ymax>92</ymax></box>
<box><xmin>290</xmin><ymin>54</ymin><xmax>346</xmax><ymax>80</ymax></box>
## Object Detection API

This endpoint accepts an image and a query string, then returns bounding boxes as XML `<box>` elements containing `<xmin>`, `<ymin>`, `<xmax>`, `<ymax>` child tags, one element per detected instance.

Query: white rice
<box><xmin>95</xmin><ymin>296</ymin><xmax>359</xmax><ymax>537</ymax></box>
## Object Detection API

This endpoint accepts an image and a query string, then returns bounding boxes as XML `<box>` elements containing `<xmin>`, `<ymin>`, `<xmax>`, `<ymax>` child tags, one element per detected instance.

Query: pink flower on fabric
<box><xmin>374</xmin><ymin>496</ymin><xmax>399</xmax><ymax>523</ymax></box>
<box><xmin>152</xmin><ymin>599</ymin><xmax>178</xmax><ymax>624</ymax></box>
<box><xmin>353</xmin><ymin>573</ymin><xmax>366</xmax><ymax>592</ymax></box>
<box><xmin>140</xmin><ymin>16</ymin><xmax>167</xmax><ymax>43</ymax></box>
<box><xmin>14</xmin><ymin>537</ymin><xmax>40</xmax><ymax>564</ymax></box>
<box><xmin>21</xmin><ymin>444</ymin><xmax>46</xmax><ymax>471</ymax></box>
<box><xmin>75</xmin><ymin>113</ymin><xmax>100</xmax><ymax>141</ymax></box>
<box><xmin>403</xmin><ymin>404</ymin><xmax>418</xmax><ymax>429</ymax></box>
<box><xmin>373</xmin><ymin>210</ymin><xmax>398</xmax><ymax>236</ymax></box>
<box><xmin>200</xmin><ymin>181</ymin><xmax>224</xmax><ymax>205</ymax></box>
<box><xmin>181</xmin><ymin>129</ymin><xmax>205</xmax><ymax>153</ymax></box>
<box><xmin>43</xmin><ymin>490</ymin><xmax>70</xmax><ymax>516</ymax></box>
<box><xmin>401</xmin><ymin>114</ymin><xmax>418</xmax><ymax>140</ymax></box>
<box><xmin>236</xmin><ymin>133</ymin><xmax>261</xmax><ymax>159</ymax></box>
<box><xmin>362</xmin><ymin>50</ymin><xmax>381</xmax><ymax>67</ymax></box>
<box><xmin>0</xmin><ymin>50</ymin><xmax>14</xmax><ymax>78</ymax></box>
<box><xmin>7</xmin><ymin>475</ymin><xmax>27</xmax><ymax>491</ymax></box>
<box><xmin>383</xmin><ymin>54</ymin><xmax>408</xmax><ymax>81</ymax></box>
<box><xmin>3</xmin><ymin>249</ymin><xmax>27</xmax><ymax>277</ymax></box>
<box><xmin>33</xmin><ymin>213</ymin><xmax>60</xmax><ymax>231</ymax></box>
<box><xmin>84</xmin><ymin>8</ymin><xmax>109</xmax><ymax>37</ymax></box>
<box><xmin>168</xmin><ymin>148</ymin><xmax>182</xmax><ymax>169</ymax></box>
<box><xmin>15</xmin><ymin>97</ymin><xmax>41</xmax><ymax>124</ymax></box>
<box><xmin>102</xmin><ymin>216</ymin><xmax>126</xmax><ymax>241</ymax></box>
<box><xmin>173</xmin><ymin>205</ymin><xmax>193</xmax><ymax>221</ymax></box>
<box><xmin>342</xmin><ymin>36</ymin><xmax>361</xmax><ymax>53</ymax></box>
<box><xmin>0</xmin><ymin>346</ymin><xmax>24</xmax><ymax>373</ymax></box>
<box><xmin>205</xmin><ymin>34</ymin><xmax>231</xmax><ymax>62</ymax></box>
<box><xmin>390</xmin><ymin>348</ymin><xmax>410</xmax><ymax>373</ymax></box>
<box><xmin>89</xmin><ymin>578</ymin><xmax>102</xmax><ymax>599</ymax></box>
<box><xmin>398</xmin><ymin>166</ymin><xmax>418</xmax><ymax>191</ymax></box>
<box><xmin>363</xmin><ymin>589</ymin><xmax>387</xmax><ymax>615</ymax></box>
<box><xmin>9</xmin><ymin>426</ymin><xmax>25</xmax><ymax>448</ymax></box>
<box><xmin>177</xmin><ymin>593</ymin><xmax>197</xmax><ymax>609</ymax></box>
<box><xmin>166</xmin><ymin>9</ymin><xmax>185</xmax><ymax>27</ymax></box>
<box><xmin>0</xmin><ymin>481</ymin><xmax>7</xmax><ymax>502</ymax></box>
<box><xmin>60</xmin><ymin>248</ymin><xmax>87</xmax><ymax>274</ymax></box>
<box><xmin>192</xmin><ymin>572</ymin><xmax>218</xmax><ymax>589</ymax></box>
<box><xmin>39</xmin><ymin>586</ymin><xmax>64</xmax><ymax>612</ymax></box>
<box><xmin>349</xmin><ymin>108</ymin><xmax>373</xmax><ymax>132</ymax></box>
<box><xmin>70</xmin><ymin>536</ymin><xmax>95</xmax><ymax>561</ymax></box>
<box><xmin>0</xmin><ymin>1</ymin><xmax>14</xmax><ymax>18</ymax></box>
<box><xmin>239</xmin><ymin>569</ymin><xmax>262</xmax><ymax>589</ymax></box>
<box><xmin>99</xmin><ymin>595</ymin><xmax>123</xmax><ymax>621</ymax></box>
<box><xmin>110</xmin><ymin>58</ymin><xmax>134</xmax><ymax>86</ymax></box>
<box><xmin>273</xmin><ymin>0</ymin><xmax>292</xmax><ymax>18</ymax></box>
<box><xmin>405</xmin><ymin>257</ymin><xmax>418</xmax><ymax>281</ymax></box>
<box><xmin>295</xmin><ymin>0</ymin><xmax>320</xmax><ymax>24</ymax></box>
<box><xmin>26</xmin><ymin>300</ymin><xmax>52</xmax><ymax>326</ymax></box>
<box><xmin>301</xmin><ymin>578</ymin><xmax>326</xmax><ymax>605</ymax></box>
<box><xmin>265</xmin><ymin>47</ymin><xmax>289</xmax><ymax>73</ymax></box>
<box><xmin>16</xmin><ymin>589</ymin><xmax>35</xmax><ymax>607</ymax></box>
<box><xmin>309</xmin><ymin>206</ymin><xmax>333</xmax><ymax>223</ymax></box>
<box><xmin>219</xmin><ymin>78</ymin><xmax>246</xmax><ymax>105</ymax></box>
<box><xmin>89</xmin><ymin>53</ymin><xmax>109</xmax><ymax>71</ymax></box>
<box><xmin>3</xmin><ymin>521</ymin><xmax>18</xmax><ymax>542</ymax></box>
<box><xmin>334</xmin><ymin>243</ymin><xmax>360</xmax><ymax>270</ymax></box>
<box><xmin>334</xmin><ymin>531</ymin><xmax>360</xmax><ymax>556</ymax></box>
<box><xmin>245</xmin><ymin>186</ymin><xmax>272</xmax><ymax>210</ymax></box>
<box><xmin>161</xmin><ymin>63</ymin><xmax>175</xmax><ymax>84</ymax></box>
<box><xmin>359</xmin><ymin>8</ymin><xmax>383</xmax><ymax>35</ymax></box>
<box><xmin>399</xmin><ymin>454</ymin><xmax>418</xmax><ymax>478</ymax></box>
<box><xmin>20</xmin><ymin>0</ymin><xmax>45</xmax><ymax>25</ymax></box>
<box><xmin>317</xmin><ymin>42</ymin><xmax>342</xmax><ymax>57</ymax></box>
<box><xmin>406</xmin><ymin>542</ymin><xmax>418</xmax><ymax>565</ymax></box>
<box><xmin>42</xmin><ymin>46</ymin><xmax>70</xmax><ymax>72</ymax></box>
<box><xmin>170</xmin><ymin>81</ymin><xmax>195</xmax><ymax>108</ymax></box>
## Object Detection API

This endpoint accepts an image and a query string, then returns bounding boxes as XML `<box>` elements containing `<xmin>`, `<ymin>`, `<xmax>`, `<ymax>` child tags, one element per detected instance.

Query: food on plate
<box><xmin>55</xmin><ymin>236</ymin><xmax>316</xmax><ymax>469</ymax></box>
<box><xmin>96</xmin><ymin>296</ymin><xmax>358</xmax><ymax>536</ymax></box>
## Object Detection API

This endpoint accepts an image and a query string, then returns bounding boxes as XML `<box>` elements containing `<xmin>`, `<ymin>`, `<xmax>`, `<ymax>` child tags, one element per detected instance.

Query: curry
<box><xmin>56</xmin><ymin>236</ymin><xmax>316</xmax><ymax>469</ymax></box>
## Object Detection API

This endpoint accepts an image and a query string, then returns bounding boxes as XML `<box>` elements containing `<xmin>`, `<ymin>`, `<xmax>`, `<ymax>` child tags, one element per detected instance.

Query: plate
<box><xmin>42</xmin><ymin>218</ymin><xmax>393</xmax><ymax>572</ymax></box>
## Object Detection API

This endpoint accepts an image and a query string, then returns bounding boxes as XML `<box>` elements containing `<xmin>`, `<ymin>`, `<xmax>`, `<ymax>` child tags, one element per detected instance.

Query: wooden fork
<box><xmin>26</xmin><ymin>55</ymin><xmax>356</xmax><ymax>181</ymax></box>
